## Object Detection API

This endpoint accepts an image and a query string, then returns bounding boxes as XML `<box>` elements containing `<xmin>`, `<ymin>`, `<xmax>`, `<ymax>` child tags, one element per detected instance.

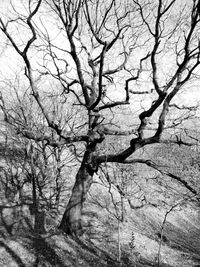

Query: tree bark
<box><xmin>59</xmin><ymin>151</ymin><xmax>94</xmax><ymax>236</ymax></box>
<box><xmin>34</xmin><ymin>210</ymin><xmax>46</xmax><ymax>234</ymax></box>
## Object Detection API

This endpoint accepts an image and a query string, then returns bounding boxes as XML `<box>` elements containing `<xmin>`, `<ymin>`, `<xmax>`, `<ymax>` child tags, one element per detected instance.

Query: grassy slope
<box><xmin>0</xmin><ymin>203</ymin><xmax>200</xmax><ymax>267</ymax></box>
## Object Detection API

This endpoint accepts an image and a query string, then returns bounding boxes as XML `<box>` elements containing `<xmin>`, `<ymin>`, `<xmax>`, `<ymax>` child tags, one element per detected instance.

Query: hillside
<box><xmin>0</xmin><ymin>202</ymin><xmax>200</xmax><ymax>267</ymax></box>
<box><xmin>0</xmin><ymin>140</ymin><xmax>200</xmax><ymax>267</ymax></box>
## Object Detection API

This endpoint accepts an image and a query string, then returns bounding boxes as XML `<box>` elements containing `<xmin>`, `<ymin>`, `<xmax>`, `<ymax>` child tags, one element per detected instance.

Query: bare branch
<box><xmin>100</xmin><ymin>126</ymin><xmax>136</xmax><ymax>136</ymax></box>
<box><xmin>122</xmin><ymin>158</ymin><xmax>198</xmax><ymax>195</ymax></box>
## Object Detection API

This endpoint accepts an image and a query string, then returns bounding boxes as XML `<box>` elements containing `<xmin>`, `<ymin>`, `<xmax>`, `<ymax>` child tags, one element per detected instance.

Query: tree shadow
<box><xmin>0</xmin><ymin>240</ymin><xmax>26</xmax><ymax>267</ymax></box>
<box><xmin>30</xmin><ymin>235</ymin><xmax>69</xmax><ymax>267</ymax></box>
<box><xmin>192</xmin><ymin>255</ymin><xmax>200</xmax><ymax>267</ymax></box>
<box><xmin>73</xmin><ymin>236</ymin><xmax>120</xmax><ymax>267</ymax></box>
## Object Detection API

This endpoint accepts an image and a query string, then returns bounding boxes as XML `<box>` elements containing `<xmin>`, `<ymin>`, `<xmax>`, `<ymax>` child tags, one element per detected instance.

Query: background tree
<box><xmin>0</xmin><ymin>88</ymin><xmax>75</xmax><ymax>234</ymax></box>
<box><xmin>0</xmin><ymin>0</ymin><xmax>200</xmax><ymax>236</ymax></box>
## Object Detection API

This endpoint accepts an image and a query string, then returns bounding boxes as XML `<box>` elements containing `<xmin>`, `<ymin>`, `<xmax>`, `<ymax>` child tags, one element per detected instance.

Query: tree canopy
<box><xmin>0</xmin><ymin>0</ymin><xmax>200</xmax><ymax>235</ymax></box>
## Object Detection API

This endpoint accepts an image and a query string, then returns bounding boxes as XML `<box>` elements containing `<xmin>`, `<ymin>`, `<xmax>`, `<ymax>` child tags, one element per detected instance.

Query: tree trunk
<box><xmin>59</xmin><ymin>153</ymin><xmax>94</xmax><ymax>236</ymax></box>
<box><xmin>34</xmin><ymin>210</ymin><xmax>46</xmax><ymax>234</ymax></box>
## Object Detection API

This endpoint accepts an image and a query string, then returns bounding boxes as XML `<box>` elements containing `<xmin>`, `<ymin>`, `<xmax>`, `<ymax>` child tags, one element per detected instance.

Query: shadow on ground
<box><xmin>31</xmin><ymin>235</ymin><xmax>69</xmax><ymax>267</ymax></box>
<box><xmin>0</xmin><ymin>240</ymin><xmax>26</xmax><ymax>267</ymax></box>
<box><xmin>0</xmin><ymin>232</ymin><xmax>177</xmax><ymax>267</ymax></box>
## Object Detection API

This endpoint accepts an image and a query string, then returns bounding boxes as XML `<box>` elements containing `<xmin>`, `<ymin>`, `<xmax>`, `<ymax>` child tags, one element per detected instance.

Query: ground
<box><xmin>0</xmin><ymin>203</ymin><xmax>200</xmax><ymax>267</ymax></box>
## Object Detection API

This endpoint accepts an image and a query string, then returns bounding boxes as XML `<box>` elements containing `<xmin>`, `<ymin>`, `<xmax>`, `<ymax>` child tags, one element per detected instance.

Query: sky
<box><xmin>0</xmin><ymin>0</ymin><xmax>199</xmax><ymax>130</ymax></box>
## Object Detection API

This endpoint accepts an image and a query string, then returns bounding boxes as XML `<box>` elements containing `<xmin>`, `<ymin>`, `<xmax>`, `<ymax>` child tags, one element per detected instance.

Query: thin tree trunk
<box><xmin>118</xmin><ymin>220</ymin><xmax>121</xmax><ymax>265</ymax></box>
<box><xmin>30</xmin><ymin>144</ymin><xmax>46</xmax><ymax>234</ymax></box>
<box><xmin>59</xmin><ymin>152</ymin><xmax>94</xmax><ymax>235</ymax></box>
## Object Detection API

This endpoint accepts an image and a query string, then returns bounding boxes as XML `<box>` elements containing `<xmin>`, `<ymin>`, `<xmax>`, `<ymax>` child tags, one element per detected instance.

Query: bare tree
<box><xmin>0</xmin><ymin>89</ymin><xmax>74</xmax><ymax>233</ymax></box>
<box><xmin>0</xmin><ymin>0</ymin><xmax>200</xmax><ymax>236</ymax></box>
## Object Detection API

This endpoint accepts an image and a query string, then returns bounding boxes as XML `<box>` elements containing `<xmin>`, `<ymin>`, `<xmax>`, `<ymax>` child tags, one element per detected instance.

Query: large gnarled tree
<box><xmin>0</xmin><ymin>0</ymin><xmax>200</xmax><ymax>235</ymax></box>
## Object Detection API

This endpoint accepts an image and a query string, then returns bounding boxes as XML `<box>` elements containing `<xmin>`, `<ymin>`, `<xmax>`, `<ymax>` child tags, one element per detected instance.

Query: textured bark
<box><xmin>34</xmin><ymin>211</ymin><xmax>46</xmax><ymax>234</ymax></box>
<box><xmin>59</xmin><ymin>153</ymin><xmax>94</xmax><ymax>235</ymax></box>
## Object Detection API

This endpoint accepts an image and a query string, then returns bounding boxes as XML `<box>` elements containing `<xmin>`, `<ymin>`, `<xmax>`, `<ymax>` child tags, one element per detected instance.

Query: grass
<box><xmin>0</xmin><ymin>202</ymin><xmax>200</xmax><ymax>266</ymax></box>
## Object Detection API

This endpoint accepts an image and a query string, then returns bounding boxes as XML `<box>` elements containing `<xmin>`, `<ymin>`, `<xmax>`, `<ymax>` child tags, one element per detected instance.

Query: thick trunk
<box><xmin>59</xmin><ymin>160</ymin><xmax>94</xmax><ymax>236</ymax></box>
